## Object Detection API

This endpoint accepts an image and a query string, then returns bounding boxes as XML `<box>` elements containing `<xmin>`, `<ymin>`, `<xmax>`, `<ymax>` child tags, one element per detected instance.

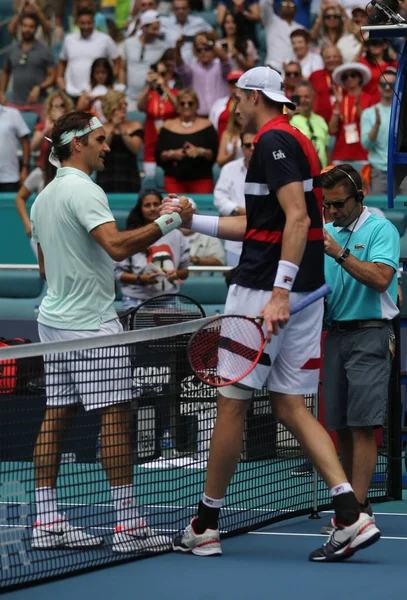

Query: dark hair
<box><xmin>126</xmin><ymin>189</ymin><xmax>163</xmax><ymax>229</ymax></box>
<box><xmin>221</xmin><ymin>11</ymin><xmax>249</xmax><ymax>57</ymax></box>
<box><xmin>76</xmin><ymin>7</ymin><xmax>95</xmax><ymax>19</ymax></box>
<box><xmin>43</xmin><ymin>147</ymin><xmax>57</xmax><ymax>187</ymax></box>
<box><xmin>364</xmin><ymin>40</ymin><xmax>393</xmax><ymax>65</ymax></box>
<box><xmin>160</xmin><ymin>48</ymin><xmax>176</xmax><ymax>63</ymax></box>
<box><xmin>52</xmin><ymin>112</ymin><xmax>93</xmax><ymax>162</ymax></box>
<box><xmin>90</xmin><ymin>58</ymin><xmax>114</xmax><ymax>89</ymax></box>
<box><xmin>321</xmin><ymin>164</ymin><xmax>362</xmax><ymax>197</ymax></box>
<box><xmin>240</xmin><ymin>126</ymin><xmax>257</xmax><ymax>142</ymax></box>
<box><xmin>290</xmin><ymin>29</ymin><xmax>310</xmax><ymax>43</ymax></box>
<box><xmin>20</xmin><ymin>12</ymin><xmax>39</xmax><ymax>27</ymax></box>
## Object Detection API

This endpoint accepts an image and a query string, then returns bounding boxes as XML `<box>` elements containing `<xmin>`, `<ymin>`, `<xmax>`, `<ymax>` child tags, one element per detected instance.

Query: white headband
<box><xmin>46</xmin><ymin>117</ymin><xmax>103</xmax><ymax>167</ymax></box>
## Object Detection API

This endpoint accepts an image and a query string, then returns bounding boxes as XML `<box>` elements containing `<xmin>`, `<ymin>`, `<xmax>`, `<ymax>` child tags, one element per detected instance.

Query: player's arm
<box><xmin>38</xmin><ymin>245</ymin><xmax>46</xmax><ymax>280</ymax></box>
<box><xmin>277</xmin><ymin>182</ymin><xmax>311</xmax><ymax>269</ymax></box>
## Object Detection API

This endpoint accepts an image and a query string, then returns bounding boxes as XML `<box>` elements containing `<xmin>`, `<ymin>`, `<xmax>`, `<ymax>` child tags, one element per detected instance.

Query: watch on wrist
<box><xmin>336</xmin><ymin>248</ymin><xmax>350</xmax><ymax>265</ymax></box>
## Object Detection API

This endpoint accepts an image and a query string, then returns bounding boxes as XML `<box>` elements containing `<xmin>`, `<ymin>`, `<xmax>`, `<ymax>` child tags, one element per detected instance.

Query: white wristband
<box><xmin>190</xmin><ymin>214</ymin><xmax>219</xmax><ymax>238</ymax></box>
<box><xmin>154</xmin><ymin>212</ymin><xmax>182</xmax><ymax>236</ymax></box>
<box><xmin>274</xmin><ymin>260</ymin><xmax>299</xmax><ymax>291</ymax></box>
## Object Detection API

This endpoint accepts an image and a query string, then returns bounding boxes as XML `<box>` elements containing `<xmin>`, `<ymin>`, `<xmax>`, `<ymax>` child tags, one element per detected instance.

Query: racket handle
<box><xmin>290</xmin><ymin>284</ymin><xmax>331</xmax><ymax>315</ymax></box>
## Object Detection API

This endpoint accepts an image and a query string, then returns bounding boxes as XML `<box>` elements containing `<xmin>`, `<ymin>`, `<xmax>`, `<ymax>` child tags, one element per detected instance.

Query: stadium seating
<box><xmin>182</xmin><ymin>274</ymin><xmax>228</xmax><ymax>315</ymax></box>
<box><xmin>0</xmin><ymin>270</ymin><xmax>46</xmax><ymax>319</ymax></box>
<box><xmin>21</xmin><ymin>111</ymin><xmax>39</xmax><ymax>135</ymax></box>
<box><xmin>126</xmin><ymin>110</ymin><xmax>147</xmax><ymax>126</ymax></box>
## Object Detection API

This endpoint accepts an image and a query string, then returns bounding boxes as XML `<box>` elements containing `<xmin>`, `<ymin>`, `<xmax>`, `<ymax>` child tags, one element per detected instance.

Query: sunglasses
<box><xmin>379</xmin><ymin>81</ymin><xmax>395</xmax><ymax>89</ymax></box>
<box><xmin>19</xmin><ymin>52</ymin><xmax>28</xmax><ymax>65</ymax></box>
<box><xmin>157</xmin><ymin>70</ymin><xmax>167</xmax><ymax>76</ymax></box>
<box><xmin>324</xmin><ymin>14</ymin><xmax>341</xmax><ymax>20</ymax></box>
<box><xmin>322</xmin><ymin>195</ymin><xmax>353</xmax><ymax>210</ymax></box>
<box><xmin>285</xmin><ymin>71</ymin><xmax>301</xmax><ymax>77</ymax></box>
<box><xmin>180</xmin><ymin>100</ymin><xmax>194</xmax><ymax>107</ymax></box>
<box><xmin>342</xmin><ymin>72</ymin><xmax>360</xmax><ymax>80</ymax></box>
<box><xmin>242</xmin><ymin>142</ymin><xmax>255</xmax><ymax>149</ymax></box>
<box><xmin>51</xmin><ymin>103</ymin><xmax>65</xmax><ymax>109</ymax></box>
<box><xmin>196</xmin><ymin>46</ymin><xmax>212</xmax><ymax>53</ymax></box>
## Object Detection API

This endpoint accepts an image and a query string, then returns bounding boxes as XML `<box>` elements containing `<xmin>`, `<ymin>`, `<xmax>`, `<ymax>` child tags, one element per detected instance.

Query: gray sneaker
<box><xmin>320</xmin><ymin>501</ymin><xmax>374</xmax><ymax>535</ymax></box>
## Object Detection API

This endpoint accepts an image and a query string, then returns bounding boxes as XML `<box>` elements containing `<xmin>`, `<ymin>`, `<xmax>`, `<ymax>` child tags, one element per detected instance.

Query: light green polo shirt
<box><xmin>290</xmin><ymin>112</ymin><xmax>329</xmax><ymax>167</ymax></box>
<box><xmin>30</xmin><ymin>167</ymin><xmax>117</xmax><ymax>330</ymax></box>
<box><xmin>324</xmin><ymin>209</ymin><xmax>399</xmax><ymax>322</ymax></box>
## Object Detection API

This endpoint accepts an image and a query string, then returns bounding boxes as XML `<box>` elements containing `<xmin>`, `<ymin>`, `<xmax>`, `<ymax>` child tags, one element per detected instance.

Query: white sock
<box><xmin>35</xmin><ymin>487</ymin><xmax>62</xmax><ymax>525</ymax></box>
<box><xmin>111</xmin><ymin>484</ymin><xmax>141</xmax><ymax>529</ymax></box>
<box><xmin>202</xmin><ymin>493</ymin><xmax>224</xmax><ymax>509</ymax></box>
<box><xmin>329</xmin><ymin>482</ymin><xmax>354</xmax><ymax>497</ymax></box>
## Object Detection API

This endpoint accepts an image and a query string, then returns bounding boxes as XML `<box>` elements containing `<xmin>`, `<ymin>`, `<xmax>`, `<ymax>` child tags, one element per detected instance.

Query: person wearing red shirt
<box><xmin>329</xmin><ymin>63</ymin><xmax>374</xmax><ymax>162</ymax></box>
<box><xmin>359</xmin><ymin>39</ymin><xmax>398</xmax><ymax>104</ymax></box>
<box><xmin>137</xmin><ymin>60</ymin><xmax>179</xmax><ymax>177</ymax></box>
<box><xmin>309</xmin><ymin>46</ymin><xmax>342</xmax><ymax>124</ymax></box>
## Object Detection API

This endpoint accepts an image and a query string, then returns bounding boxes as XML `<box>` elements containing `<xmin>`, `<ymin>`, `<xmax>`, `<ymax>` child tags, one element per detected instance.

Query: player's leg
<box><xmin>341</xmin><ymin>426</ymin><xmax>377</xmax><ymax>505</ymax></box>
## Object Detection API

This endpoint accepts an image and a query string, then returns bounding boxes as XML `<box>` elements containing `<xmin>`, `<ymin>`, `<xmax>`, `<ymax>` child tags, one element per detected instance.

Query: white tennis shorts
<box><xmin>223</xmin><ymin>284</ymin><xmax>324</xmax><ymax>396</ymax></box>
<box><xmin>38</xmin><ymin>319</ymin><xmax>133</xmax><ymax>411</ymax></box>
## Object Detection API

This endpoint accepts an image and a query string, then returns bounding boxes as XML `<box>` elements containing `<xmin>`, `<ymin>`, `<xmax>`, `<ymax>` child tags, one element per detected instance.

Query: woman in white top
<box><xmin>115</xmin><ymin>189</ymin><xmax>190</xmax><ymax>309</ymax></box>
<box><xmin>310</xmin><ymin>1</ymin><xmax>361</xmax><ymax>63</ymax></box>
<box><xmin>76</xmin><ymin>58</ymin><xmax>125</xmax><ymax>122</ymax></box>
<box><xmin>216</xmin><ymin>108</ymin><xmax>243</xmax><ymax>168</ymax></box>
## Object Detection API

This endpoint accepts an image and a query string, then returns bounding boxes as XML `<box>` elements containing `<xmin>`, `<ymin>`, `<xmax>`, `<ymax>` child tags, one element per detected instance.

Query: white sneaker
<box><xmin>172</xmin><ymin>518</ymin><xmax>222</xmax><ymax>556</ymax></box>
<box><xmin>32</xmin><ymin>515</ymin><xmax>104</xmax><ymax>549</ymax></box>
<box><xmin>112</xmin><ymin>524</ymin><xmax>172</xmax><ymax>554</ymax></box>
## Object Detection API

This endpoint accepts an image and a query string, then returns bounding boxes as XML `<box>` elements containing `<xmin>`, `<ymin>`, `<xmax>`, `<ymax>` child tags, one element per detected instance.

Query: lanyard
<box><xmin>343</xmin><ymin>96</ymin><xmax>357</xmax><ymax>125</ymax></box>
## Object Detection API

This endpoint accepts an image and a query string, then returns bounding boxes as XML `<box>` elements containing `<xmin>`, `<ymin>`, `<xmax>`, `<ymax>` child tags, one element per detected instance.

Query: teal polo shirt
<box><xmin>324</xmin><ymin>209</ymin><xmax>400</xmax><ymax>322</ymax></box>
<box><xmin>31</xmin><ymin>167</ymin><xmax>117</xmax><ymax>330</ymax></box>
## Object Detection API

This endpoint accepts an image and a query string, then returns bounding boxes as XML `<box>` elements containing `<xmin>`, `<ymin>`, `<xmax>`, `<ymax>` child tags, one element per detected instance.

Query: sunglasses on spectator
<box><xmin>342</xmin><ymin>72</ymin><xmax>360</xmax><ymax>80</ymax></box>
<box><xmin>242</xmin><ymin>142</ymin><xmax>255</xmax><ymax>149</ymax></box>
<box><xmin>196</xmin><ymin>46</ymin><xmax>212</xmax><ymax>53</ymax></box>
<box><xmin>285</xmin><ymin>71</ymin><xmax>301</xmax><ymax>77</ymax></box>
<box><xmin>51</xmin><ymin>103</ymin><xmax>65</xmax><ymax>109</ymax></box>
<box><xmin>379</xmin><ymin>81</ymin><xmax>395</xmax><ymax>89</ymax></box>
<box><xmin>322</xmin><ymin>196</ymin><xmax>353</xmax><ymax>210</ymax></box>
<box><xmin>157</xmin><ymin>70</ymin><xmax>167</xmax><ymax>76</ymax></box>
<box><xmin>179</xmin><ymin>100</ymin><xmax>194</xmax><ymax>107</ymax></box>
<box><xmin>324</xmin><ymin>14</ymin><xmax>341</xmax><ymax>20</ymax></box>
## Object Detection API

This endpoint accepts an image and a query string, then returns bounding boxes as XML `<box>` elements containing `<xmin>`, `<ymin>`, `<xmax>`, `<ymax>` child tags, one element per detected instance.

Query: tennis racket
<box><xmin>188</xmin><ymin>283</ymin><xmax>331</xmax><ymax>387</ymax></box>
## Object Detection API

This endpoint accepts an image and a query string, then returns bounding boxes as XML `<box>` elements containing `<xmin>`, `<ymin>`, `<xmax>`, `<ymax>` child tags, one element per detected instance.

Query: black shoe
<box><xmin>291</xmin><ymin>460</ymin><xmax>313</xmax><ymax>476</ymax></box>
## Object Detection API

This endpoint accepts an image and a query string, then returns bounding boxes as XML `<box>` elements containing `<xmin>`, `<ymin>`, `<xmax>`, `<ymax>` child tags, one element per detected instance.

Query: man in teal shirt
<box><xmin>30</xmin><ymin>111</ymin><xmax>192</xmax><ymax>553</ymax></box>
<box><xmin>321</xmin><ymin>164</ymin><xmax>399</xmax><ymax>535</ymax></box>
<box><xmin>361</xmin><ymin>68</ymin><xmax>407</xmax><ymax>195</ymax></box>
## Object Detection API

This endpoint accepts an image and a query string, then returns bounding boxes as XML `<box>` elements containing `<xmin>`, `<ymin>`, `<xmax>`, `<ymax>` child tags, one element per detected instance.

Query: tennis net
<box><xmin>0</xmin><ymin>317</ymin><xmax>398</xmax><ymax>590</ymax></box>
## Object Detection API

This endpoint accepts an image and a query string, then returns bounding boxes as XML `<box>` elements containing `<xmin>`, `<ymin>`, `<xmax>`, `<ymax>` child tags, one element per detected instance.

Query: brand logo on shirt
<box><xmin>354</xmin><ymin>243</ymin><xmax>365</xmax><ymax>250</ymax></box>
<box><xmin>272</xmin><ymin>150</ymin><xmax>286</xmax><ymax>160</ymax></box>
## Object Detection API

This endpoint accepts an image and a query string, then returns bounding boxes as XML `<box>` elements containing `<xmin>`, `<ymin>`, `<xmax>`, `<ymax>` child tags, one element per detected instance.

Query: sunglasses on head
<box><xmin>285</xmin><ymin>71</ymin><xmax>301</xmax><ymax>77</ymax></box>
<box><xmin>196</xmin><ymin>46</ymin><xmax>212</xmax><ymax>53</ymax></box>
<box><xmin>180</xmin><ymin>100</ymin><xmax>194</xmax><ymax>107</ymax></box>
<box><xmin>322</xmin><ymin>196</ymin><xmax>353</xmax><ymax>210</ymax></box>
<box><xmin>342</xmin><ymin>71</ymin><xmax>360</xmax><ymax>80</ymax></box>
<box><xmin>242</xmin><ymin>142</ymin><xmax>254</xmax><ymax>149</ymax></box>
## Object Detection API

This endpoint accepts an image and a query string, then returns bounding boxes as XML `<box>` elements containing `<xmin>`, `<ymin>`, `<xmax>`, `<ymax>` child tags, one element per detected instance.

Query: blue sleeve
<box><xmin>360</xmin><ymin>107</ymin><xmax>375</xmax><ymax>151</ymax></box>
<box><xmin>369</xmin><ymin>221</ymin><xmax>400</xmax><ymax>271</ymax></box>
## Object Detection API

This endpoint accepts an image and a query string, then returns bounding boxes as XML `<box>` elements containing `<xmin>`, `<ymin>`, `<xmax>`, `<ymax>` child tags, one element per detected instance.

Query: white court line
<box><xmin>249</xmin><ymin>531</ymin><xmax>407</xmax><ymax>541</ymax></box>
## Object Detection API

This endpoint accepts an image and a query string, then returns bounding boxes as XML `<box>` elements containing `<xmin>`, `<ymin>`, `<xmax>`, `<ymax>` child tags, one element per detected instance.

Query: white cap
<box><xmin>140</xmin><ymin>10</ymin><xmax>160</xmax><ymax>27</ymax></box>
<box><xmin>236</xmin><ymin>67</ymin><xmax>296</xmax><ymax>110</ymax></box>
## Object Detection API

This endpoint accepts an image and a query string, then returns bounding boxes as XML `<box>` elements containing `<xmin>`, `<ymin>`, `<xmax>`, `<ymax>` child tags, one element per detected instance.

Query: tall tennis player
<box><xmin>30</xmin><ymin>111</ymin><xmax>192</xmax><ymax>553</ymax></box>
<box><xmin>162</xmin><ymin>67</ymin><xmax>381</xmax><ymax>562</ymax></box>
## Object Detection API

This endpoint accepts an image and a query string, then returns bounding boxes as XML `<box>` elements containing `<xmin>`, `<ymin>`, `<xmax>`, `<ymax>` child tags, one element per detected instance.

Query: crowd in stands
<box><xmin>0</xmin><ymin>0</ymin><xmax>405</xmax><ymax>304</ymax></box>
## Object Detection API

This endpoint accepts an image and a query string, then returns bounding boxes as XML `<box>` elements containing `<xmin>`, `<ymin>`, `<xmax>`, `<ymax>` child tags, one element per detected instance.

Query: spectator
<box><xmin>217</xmin><ymin>11</ymin><xmax>259</xmax><ymax>71</ymax></box>
<box><xmin>360</xmin><ymin>39</ymin><xmax>398</xmax><ymax>103</ymax></box>
<box><xmin>15</xmin><ymin>147</ymin><xmax>57</xmax><ymax>256</ymax></box>
<box><xmin>155</xmin><ymin>88</ymin><xmax>218</xmax><ymax>193</ymax></box>
<box><xmin>137</xmin><ymin>61</ymin><xmax>179</xmax><ymax>177</ymax></box>
<box><xmin>0</xmin><ymin>105</ymin><xmax>31</xmax><ymax>191</ymax></box>
<box><xmin>260</xmin><ymin>0</ymin><xmax>304</xmax><ymax>73</ymax></box>
<box><xmin>159</xmin><ymin>48</ymin><xmax>183</xmax><ymax>90</ymax></box>
<box><xmin>160</xmin><ymin>0</ymin><xmax>213</xmax><ymax>64</ymax></box>
<box><xmin>351</xmin><ymin>6</ymin><xmax>368</xmax><ymax>28</ymax></box>
<box><xmin>217</xmin><ymin>0</ymin><xmax>261</xmax><ymax>48</ymax></box>
<box><xmin>329</xmin><ymin>63</ymin><xmax>373</xmax><ymax>163</ymax></box>
<box><xmin>209</xmin><ymin>70</ymin><xmax>244</xmax><ymax>140</ymax></box>
<box><xmin>216</xmin><ymin>108</ymin><xmax>243</xmax><ymax>167</ymax></box>
<box><xmin>290</xmin><ymin>81</ymin><xmax>330</xmax><ymax>167</ymax></box>
<box><xmin>361</xmin><ymin>69</ymin><xmax>407</xmax><ymax>195</ymax></box>
<box><xmin>106</xmin><ymin>18</ymin><xmax>126</xmax><ymax>58</ymax></box>
<box><xmin>115</xmin><ymin>189</ymin><xmax>190</xmax><ymax>309</ymax></box>
<box><xmin>289</xmin><ymin>29</ymin><xmax>324</xmax><ymax>78</ymax></box>
<box><xmin>283</xmin><ymin>61</ymin><xmax>302</xmax><ymax>99</ymax></box>
<box><xmin>68</xmin><ymin>0</ymin><xmax>108</xmax><ymax>33</ymax></box>
<box><xmin>77</xmin><ymin>58</ymin><xmax>125</xmax><ymax>121</ymax></box>
<box><xmin>309</xmin><ymin>46</ymin><xmax>343</xmax><ymax>123</ymax></box>
<box><xmin>31</xmin><ymin>91</ymin><xmax>74</xmax><ymax>169</ymax></box>
<box><xmin>96</xmin><ymin>90</ymin><xmax>144</xmax><ymax>193</ymax></box>
<box><xmin>213</xmin><ymin>128</ymin><xmax>255</xmax><ymax>266</ymax></box>
<box><xmin>9</xmin><ymin>0</ymin><xmax>51</xmax><ymax>45</ymax></box>
<box><xmin>120</xmin><ymin>10</ymin><xmax>169</xmax><ymax>109</ymax></box>
<box><xmin>0</xmin><ymin>13</ymin><xmax>55</xmax><ymax>112</ymax></box>
<box><xmin>310</xmin><ymin>2</ymin><xmax>361</xmax><ymax>63</ymax></box>
<box><xmin>127</xmin><ymin>0</ymin><xmax>158</xmax><ymax>35</ymax></box>
<box><xmin>181</xmin><ymin>200</ymin><xmax>226</xmax><ymax>273</ymax></box>
<box><xmin>175</xmin><ymin>33</ymin><xmax>232</xmax><ymax>117</ymax></box>
<box><xmin>57</xmin><ymin>7</ymin><xmax>120</xmax><ymax>104</ymax></box>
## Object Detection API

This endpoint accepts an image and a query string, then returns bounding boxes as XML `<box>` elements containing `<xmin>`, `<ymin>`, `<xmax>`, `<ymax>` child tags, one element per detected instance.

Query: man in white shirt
<box><xmin>121</xmin><ymin>10</ymin><xmax>169</xmax><ymax>109</ymax></box>
<box><xmin>57</xmin><ymin>7</ymin><xmax>120</xmax><ymax>102</ymax></box>
<box><xmin>160</xmin><ymin>0</ymin><xmax>213</xmax><ymax>64</ymax></box>
<box><xmin>213</xmin><ymin>128</ymin><xmax>255</xmax><ymax>265</ymax></box>
<box><xmin>0</xmin><ymin>105</ymin><xmax>31</xmax><ymax>191</ymax></box>
<box><xmin>260</xmin><ymin>0</ymin><xmax>304</xmax><ymax>73</ymax></box>
<box><xmin>289</xmin><ymin>29</ymin><xmax>323</xmax><ymax>78</ymax></box>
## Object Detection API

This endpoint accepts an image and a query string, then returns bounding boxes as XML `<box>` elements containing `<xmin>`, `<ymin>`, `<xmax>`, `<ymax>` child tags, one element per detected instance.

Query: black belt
<box><xmin>328</xmin><ymin>319</ymin><xmax>386</xmax><ymax>332</ymax></box>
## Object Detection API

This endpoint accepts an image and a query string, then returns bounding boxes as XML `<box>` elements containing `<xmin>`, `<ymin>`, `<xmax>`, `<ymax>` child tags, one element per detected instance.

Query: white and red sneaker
<box><xmin>112</xmin><ymin>523</ymin><xmax>172</xmax><ymax>554</ymax></box>
<box><xmin>172</xmin><ymin>518</ymin><xmax>222</xmax><ymax>556</ymax></box>
<box><xmin>32</xmin><ymin>515</ymin><xmax>103</xmax><ymax>549</ymax></box>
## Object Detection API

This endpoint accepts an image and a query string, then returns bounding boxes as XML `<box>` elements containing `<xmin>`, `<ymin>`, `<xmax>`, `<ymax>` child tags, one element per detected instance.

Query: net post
<box><xmin>309</xmin><ymin>385</ymin><xmax>321</xmax><ymax>520</ymax></box>
<box><xmin>387</xmin><ymin>315</ymin><xmax>402</xmax><ymax>500</ymax></box>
